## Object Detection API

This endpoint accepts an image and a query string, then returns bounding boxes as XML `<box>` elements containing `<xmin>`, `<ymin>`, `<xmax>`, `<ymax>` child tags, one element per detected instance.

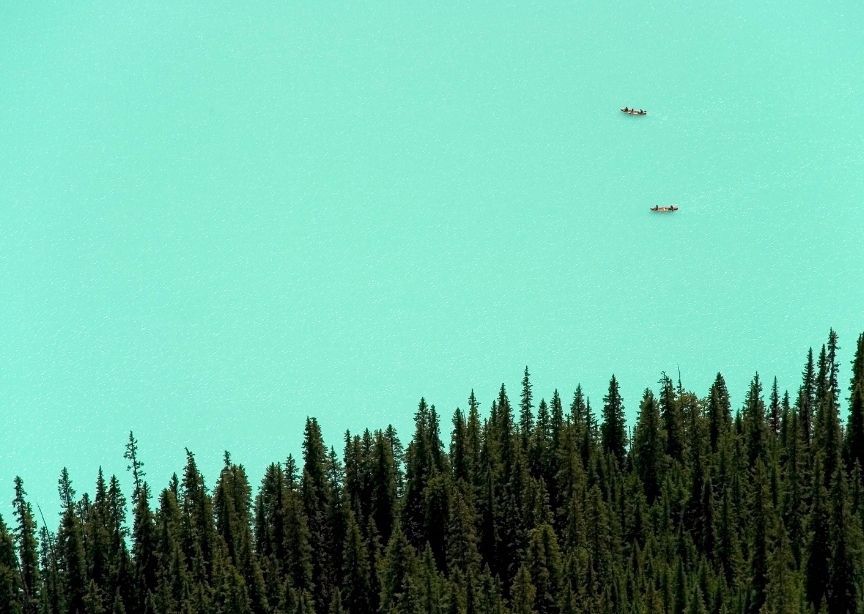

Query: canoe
<box><xmin>621</xmin><ymin>108</ymin><xmax>647</xmax><ymax>115</ymax></box>
<box><xmin>651</xmin><ymin>205</ymin><xmax>678</xmax><ymax>213</ymax></box>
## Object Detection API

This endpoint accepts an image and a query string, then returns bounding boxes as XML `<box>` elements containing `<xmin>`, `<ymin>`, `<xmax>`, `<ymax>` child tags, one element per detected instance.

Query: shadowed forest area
<box><xmin>2</xmin><ymin>329</ymin><xmax>863</xmax><ymax>613</ymax></box>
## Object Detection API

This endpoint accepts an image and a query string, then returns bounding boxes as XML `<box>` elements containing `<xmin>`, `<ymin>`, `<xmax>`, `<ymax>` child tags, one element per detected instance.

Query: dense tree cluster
<box><xmin>3</xmin><ymin>331</ymin><xmax>864</xmax><ymax>613</ymax></box>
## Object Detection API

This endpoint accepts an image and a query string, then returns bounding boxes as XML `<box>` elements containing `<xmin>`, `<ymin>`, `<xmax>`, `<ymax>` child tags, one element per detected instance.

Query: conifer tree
<box><xmin>827</xmin><ymin>468</ymin><xmax>860</xmax><ymax>614</ymax></box>
<box><xmin>806</xmin><ymin>458</ymin><xmax>831</xmax><ymax>609</ymax></box>
<box><xmin>466</xmin><ymin>391</ymin><xmax>483</xmax><ymax>492</ymax></box>
<box><xmin>845</xmin><ymin>333</ymin><xmax>864</xmax><ymax>472</ymax></box>
<box><xmin>301</xmin><ymin>417</ymin><xmax>333</xmax><ymax>611</ymax></box>
<box><xmin>769</xmin><ymin>377</ymin><xmax>782</xmax><ymax>437</ymax></box>
<box><xmin>180</xmin><ymin>449</ymin><xmax>216</xmax><ymax>589</ymax></box>
<box><xmin>56</xmin><ymin>469</ymin><xmax>87</xmax><ymax>614</ymax></box>
<box><xmin>632</xmin><ymin>389</ymin><xmax>663</xmax><ymax>503</ymax></box>
<box><xmin>12</xmin><ymin>477</ymin><xmax>39</xmax><ymax>614</ymax></box>
<box><xmin>525</xmin><ymin>523</ymin><xmax>564</xmax><ymax>614</ymax></box>
<box><xmin>743</xmin><ymin>373</ymin><xmax>767</xmax><ymax>465</ymax></box>
<box><xmin>0</xmin><ymin>512</ymin><xmax>23</xmax><ymax>614</ymax></box>
<box><xmin>798</xmin><ymin>348</ymin><xmax>816</xmax><ymax>445</ymax></box>
<box><xmin>600</xmin><ymin>375</ymin><xmax>627</xmax><ymax>466</ymax></box>
<box><xmin>511</xmin><ymin>563</ymin><xmax>537</xmax><ymax>614</ymax></box>
<box><xmin>379</xmin><ymin>523</ymin><xmax>416</xmax><ymax>613</ymax></box>
<box><xmin>531</xmin><ymin>398</ymin><xmax>551</xmax><ymax>480</ymax></box>
<box><xmin>520</xmin><ymin>366</ymin><xmax>534</xmax><ymax>452</ymax></box>
<box><xmin>707</xmin><ymin>373</ymin><xmax>731</xmax><ymax>453</ymax></box>
<box><xmin>748</xmin><ymin>460</ymin><xmax>771</xmax><ymax>613</ymax></box>
<box><xmin>660</xmin><ymin>374</ymin><xmax>685</xmax><ymax>462</ymax></box>
<box><xmin>340</xmin><ymin>510</ymin><xmax>372</xmax><ymax>614</ymax></box>
<box><xmin>404</xmin><ymin>399</ymin><xmax>442</xmax><ymax>546</ymax></box>
<box><xmin>783</xmin><ymin>408</ymin><xmax>808</xmax><ymax>566</ymax></box>
<box><xmin>763</xmin><ymin>520</ymin><xmax>804</xmax><ymax>614</ymax></box>
<box><xmin>370</xmin><ymin>430</ymin><xmax>399</xmax><ymax>545</ymax></box>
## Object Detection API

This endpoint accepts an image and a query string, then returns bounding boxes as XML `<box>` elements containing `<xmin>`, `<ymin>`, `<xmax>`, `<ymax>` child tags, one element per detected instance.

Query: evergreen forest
<box><xmin>2</xmin><ymin>329</ymin><xmax>864</xmax><ymax>613</ymax></box>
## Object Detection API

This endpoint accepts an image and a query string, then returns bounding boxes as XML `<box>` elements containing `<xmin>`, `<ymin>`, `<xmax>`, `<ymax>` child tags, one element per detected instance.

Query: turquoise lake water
<box><xmin>2</xmin><ymin>2</ymin><xmax>863</xmax><ymax>520</ymax></box>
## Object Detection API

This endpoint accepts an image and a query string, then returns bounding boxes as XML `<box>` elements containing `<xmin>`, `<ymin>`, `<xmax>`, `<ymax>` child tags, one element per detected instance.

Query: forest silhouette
<box><xmin>2</xmin><ymin>329</ymin><xmax>863</xmax><ymax>613</ymax></box>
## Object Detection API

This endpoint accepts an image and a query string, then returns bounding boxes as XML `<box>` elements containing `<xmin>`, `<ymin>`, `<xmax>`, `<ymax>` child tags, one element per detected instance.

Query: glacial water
<box><xmin>2</xmin><ymin>1</ymin><xmax>862</xmax><ymax>521</ymax></box>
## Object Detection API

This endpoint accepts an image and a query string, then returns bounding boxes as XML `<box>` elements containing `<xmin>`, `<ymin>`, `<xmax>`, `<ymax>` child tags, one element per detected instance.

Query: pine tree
<box><xmin>371</xmin><ymin>430</ymin><xmax>398</xmax><ymax>544</ymax></box>
<box><xmin>56</xmin><ymin>469</ymin><xmax>87</xmax><ymax>614</ymax></box>
<box><xmin>600</xmin><ymin>375</ymin><xmax>627</xmax><ymax>465</ymax></box>
<box><xmin>531</xmin><ymin>398</ymin><xmax>551</xmax><ymax>480</ymax></box>
<box><xmin>511</xmin><ymin>564</ymin><xmax>537</xmax><ymax>614</ymax></box>
<box><xmin>301</xmin><ymin>417</ymin><xmax>333</xmax><ymax>611</ymax></box>
<box><xmin>340</xmin><ymin>510</ymin><xmax>372</xmax><ymax>614</ymax></box>
<box><xmin>707</xmin><ymin>373</ymin><xmax>731</xmax><ymax>453</ymax></box>
<box><xmin>798</xmin><ymin>348</ymin><xmax>816</xmax><ymax>445</ymax></box>
<box><xmin>12</xmin><ymin>477</ymin><xmax>39</xmax><ymax>614</ymax></box>
<box><xmin>520</xmin><ymin>366</ymin><xmax>535</xmax><ymax>452</ymax></box>
<box><xmin>180</xmin><ymin>449</ymin><xmax>216</xmax><ymax>590</ymax></box>
<box><xmin>0</xmin><ymin>512</ymin><xmax>23</xmax><ymax>614</ymax></box>
<box><xmin>379</xmin><ymin>523</ymin><xmax>416</xmax><ymax>613</ymax></box>
<box><xmin>783</xmin><ymin>408</ymin><xmax>808</xmax><ymax>566</ymax></box>
<box><xmin>806</xmin><ymin>458</ymin><xmax>831</xmax><ymax>609</ymax></box>
<box><xmin>632</xmin><ymin>389</ymin><xmax>663</xmax><ymax>503</ymax></box>
<box><xmin>769</xmin><ymin>377</ymin><xmax>782</xmax><ymax>437</ymax></box>
<box><xmin>748</xmin><ymin>460</ymin><xmax>771</xmax><ymax>614</ymax></box>
<box><xmin>660</xmin><ymin>374</ymin><xmax>685</xmax><ymax>462</ymax></box>
<box><xmin>763</xmin><ymin>521</ymin><xmax>804</xmax><ymax>614</ymax></box>
<box><xmin>815</xmin><ymin>333</ymin><xmax>843</xmax><ymax>489</ymax></box>
<box><xmin>743</xmin><ymin>373</ymin><xmax>767</xmax><ymax>465</ymax></box>
<box><xmin>404</xmin><ymin>399</ymin><xmax>443</xmax><ymax>546</ymax></box>
<box><xmin>424</xmin><ymin>473</ymin><xmax>452</xmax><ymax>572</ymax></box>
<box><xmin>845</xmin><ymin>333</ymin><xmax>864</xmax><ymax>473</ymax></box>
<box><xmin>525</xmin><ymin>523</ymin><xmax>564</xmax><ymax>614</ymax></box>
<box><xmin>827</xmin><ymin>468</ymin><xmax>860</xmax><ymax>614</ymax></box>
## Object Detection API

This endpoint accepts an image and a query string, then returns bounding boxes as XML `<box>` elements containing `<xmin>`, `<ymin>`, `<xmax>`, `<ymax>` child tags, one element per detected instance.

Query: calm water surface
<box><xmin>2</xmin><ymin>1</ymin><xmax>862</xmax><ymax>520</ymax></box>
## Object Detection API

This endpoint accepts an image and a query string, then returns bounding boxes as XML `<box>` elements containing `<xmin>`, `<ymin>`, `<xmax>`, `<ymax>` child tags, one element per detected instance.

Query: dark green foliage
<box><xmin>708</xmin><ymin>373</ymin><xmax>731</xmax><ymax>453</ymax></box>
<box><xmin>11</xmin><ymin>330</ymin><xmax>864</xmax><ymax>612</ymax></box>
<box><xmin>660</xmin><ymin>374</ymin><xmax>685</xmax><ymax>462</ymax></box>
<box><xmin>798</xmin><ymin>348</ymin><xmax>816</xmax><ymax>445</ymax></box>
<box><xmin>632</xmin><ymin>389</ymin><xmax>663</xmax><ymax>503</ymax></box>
<box><xmin>845</xmin><ymin>333</ymin><xmax>864</xmax><ymax>472</ymax></box>
<box><xmin>600</xmin><ymin>375</ymin><xmax>627</xmax><ymax>465</ymax></box>
<box><xmin>0</xmin><ymin>513</ymin><xmax>23</xmax><ymax>614</ymax></box>
<box><xmin>743</xmin><ymin>373</ymin><xmax>767</xmax><ymax>465</ymax></box>
<box><xmin>12</xmin><ymin>477</ymin><xmax>39</xmax><ymax>614</ymax></box>
<box><xmin>520</xmin><ymin>366</ymin><xmax>534</xmax><ymax>452</ymax></box>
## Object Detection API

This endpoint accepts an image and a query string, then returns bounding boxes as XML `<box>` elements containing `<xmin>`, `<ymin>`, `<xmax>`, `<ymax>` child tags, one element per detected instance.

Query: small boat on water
<box><xmin>621</xmin><ymin>107</ymin><xmax>647</xmax><ymax>116</ymax></box>
<box><xmin>651</xmin><ymin>205</ymin><xmax>678</xmax><ymax>213</ymax></box>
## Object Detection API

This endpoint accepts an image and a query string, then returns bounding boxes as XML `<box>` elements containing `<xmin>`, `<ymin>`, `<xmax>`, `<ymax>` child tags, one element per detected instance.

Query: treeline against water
<box><xmin>2</xmin><ymin>329</ymin><xmax>864</xmax><ymax>613</ymax></box>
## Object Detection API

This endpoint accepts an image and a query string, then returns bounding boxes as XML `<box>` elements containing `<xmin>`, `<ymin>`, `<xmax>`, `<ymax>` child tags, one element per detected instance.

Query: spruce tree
<box><xmin>660</xmin><ymin>374</ymin><xmax>685</xmax><ymax>462</ymax></box>
<box><xmin>520</xmin><ymin>366</ymin><xmax>534</xmax><ymax>452</ymax></box>
<box><xmin>743</xmin><ymin>373</ymin><xmax>767</xmax><ymax>465</ymax></box>
<box><xmin>511</xmin><ymin>564</ymin><xmax>537</xmax><ymax>614</ymax></box>
<box><xmin>707</xmin><ymin>373</ymin><xmax>731</xmax><ymax>453</ymax></box>
<box><xmin>12</xmin><ymin>477</ymin><xmax>39</xmax><ymax>614</ymax></box>
<box><xmin>827</xmin><ymin>468</ymin><xmax>860</xmax><ymax>614</ymax></box>
<box><xmin>56</xmin><ymin>469</ymin><xmax>87</xmax><ymax>614</ymax></box>
<box><xmin>600</xmin><ymin>375</ymin><xmax>627</xmax><ymax>465</ymax></box>
<box><xmin>806</xmin><ymin>458</ymin><xmax>831</xmax><ymax>608</ymax></box>
<box><xmin>748</xmin><ymin>460</ymin><xmax>771</xmax><ymax>614</ymax></box>
<box><xmin>301</xmin><ymin>417</ymin><xmax>333</xmax><ymax>611</ymax></box>
<box><xmin>798</xmin><ymin>348</ymin><xmax>816</xmax><ymax>445</ymax></box>
<box><xmin>0</xmin><ymin>512</ymin><xmax>23</xmax><ymax>614</ymax></box>
<box><xmin>768</xmin><ymin>377</ymin><xmax>782</xmax><ymax>437</ymax></box>
<box><xmin>379</xmin><ymin>523</ymin><xmax>416</xmax><ymax>613</ymax></box>
<box><xmin>845</xmin><ymin>333</ymin><xmax>864</xmax><ymax>472</ymax></box>
<box><xmin>632</xmin><ymin>389</ymin><xmax>663</xmax><ymax>503</ymax></box>
<box><xmin>340</xmin><ymin>510</ymin><xmax>372</xmax><ymax>614</ymax></box>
